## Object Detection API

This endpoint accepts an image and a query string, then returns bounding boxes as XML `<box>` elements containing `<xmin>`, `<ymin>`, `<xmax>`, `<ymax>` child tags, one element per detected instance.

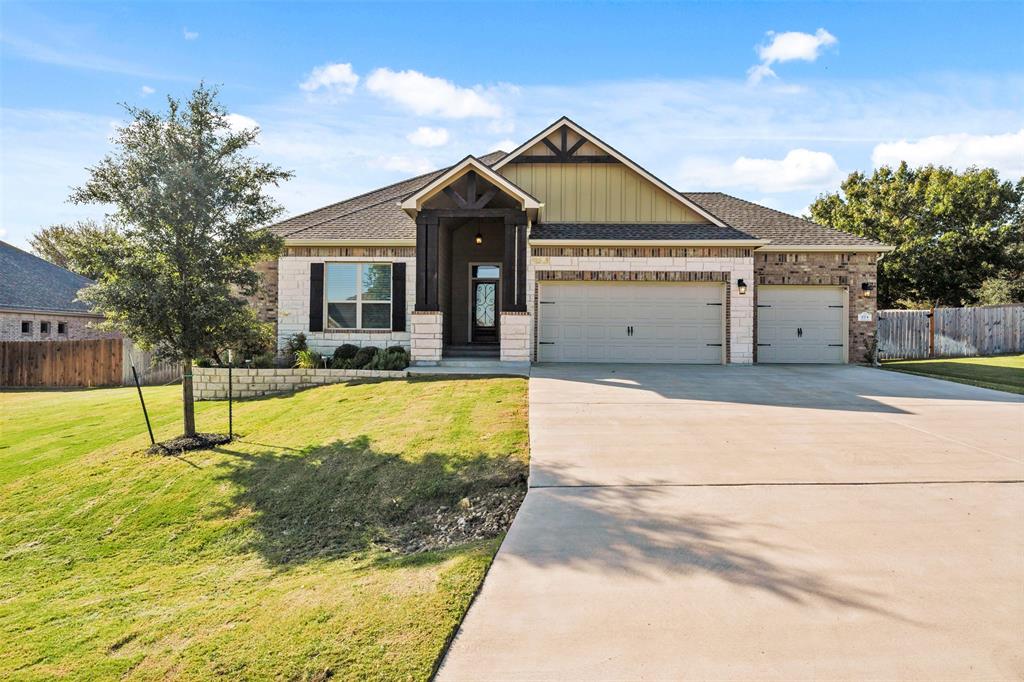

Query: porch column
<box><xmin>415</xmin><ymin>213</ymin><xmax>440</xmax><ymax>311</ymax></box>
<box><xmin>502</xmin><ymin>213</ymin><xmax>527</xmax><ymax>312</ymax></box>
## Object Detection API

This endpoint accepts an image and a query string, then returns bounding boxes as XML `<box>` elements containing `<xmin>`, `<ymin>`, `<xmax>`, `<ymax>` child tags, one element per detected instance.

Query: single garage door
<box><xmin>756</xmin><ymin>286</ymin><xmax>846</xmax><ymax>363</ymax></box>
<box><xmin>537</xmin><ymin>282</ymin><xmax>724</xmax><ymax>363</ymax></box>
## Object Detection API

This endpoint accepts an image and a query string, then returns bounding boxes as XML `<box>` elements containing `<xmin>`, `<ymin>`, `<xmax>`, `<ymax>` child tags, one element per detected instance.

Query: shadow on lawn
<box><xmin>211</xmin><ymin>436</ymin><xmax>525</xmax><ymax>567</ymax></box>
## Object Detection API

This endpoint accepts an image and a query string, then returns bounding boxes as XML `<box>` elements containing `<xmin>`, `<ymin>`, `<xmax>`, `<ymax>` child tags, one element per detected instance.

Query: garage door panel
<box><xmin>538</xmin><ymin>282</ymin><xmax>724</xmax><ymax>364</ymax></box>
<box><xmin>757</xmin><ymin>286</ymin><xmax>845</xmax><ymax>364</ymax></box>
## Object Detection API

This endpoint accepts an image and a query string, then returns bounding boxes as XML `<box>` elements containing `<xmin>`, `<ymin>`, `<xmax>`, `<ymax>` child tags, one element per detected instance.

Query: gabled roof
<box><xmin>269</xmin><ymin>150</ymin><xmax>507</xmax><ymax>241</ymax></box>
<box><xmin>682</xmin><ymin>193</ymin><xmax>890</xmax><ymax>250</ymax></box>
<box><xmin>493</xmin><ymin>117</ymin><xmax>729</xmax><ymax>228</ymax></box>
<box><xmin>398</xmin><ymin>155</ymin><xmax>542</xmax><ymax>216</ymax></box>
<box><xmin>0</xmin><ymin>240</ymin><xmax>96</xmax><ymax>314</ymax></box>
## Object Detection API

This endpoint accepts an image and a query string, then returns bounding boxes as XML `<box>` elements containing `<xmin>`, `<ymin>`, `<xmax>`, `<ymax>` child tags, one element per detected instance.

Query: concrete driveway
<box><xmin>438</xmin><ymin>365</ymin><xmax>1024</xmax><ymax>681</ymax></box>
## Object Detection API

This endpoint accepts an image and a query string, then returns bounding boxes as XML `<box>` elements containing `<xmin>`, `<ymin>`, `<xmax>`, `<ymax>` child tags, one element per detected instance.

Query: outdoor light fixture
<box><xmin>737</xmin><ymin>278</ymin><xmax>747</xmax><ymax>295</ymax></box>
<box><xmin>861</xmin><ymin>282</ymin><xmax>874</xmax><ymax>297</ymax></box>
<box><xmin>474</xmin><ymin>232</ymin><xmax>483</xmax><ymax>245</ymax></box>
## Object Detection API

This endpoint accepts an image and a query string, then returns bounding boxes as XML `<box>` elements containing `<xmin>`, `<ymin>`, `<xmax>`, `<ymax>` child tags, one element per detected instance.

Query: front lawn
<box><xmin>882</xmin><ymin>354</ymin><xmax>1024</xmax><ymax>394</ymax></box>
<box><xmin>0</xmin><ymin>377</ymin><xmax>528</xmax><ymax>680</ymax></box>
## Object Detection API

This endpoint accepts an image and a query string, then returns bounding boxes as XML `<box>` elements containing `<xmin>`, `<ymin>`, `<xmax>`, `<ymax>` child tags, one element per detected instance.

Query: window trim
<box><xmin>21</xmin><ymin>320</ymin><xmax>32</xmax><ymax>335</ymax></box>
<box><xmin>324</xmin><ymin>261</ymin><xmax>393</xmax><ymax>331</ymax></box>
<box><xmin>57</xmin><ymin>321</ymin><xmax>68</xmax><ymax>335</ymax></box>
<box><xmin>40</xmin><ymin>321</ymin><xmax>50</xmax><ymax>335</ymax></box>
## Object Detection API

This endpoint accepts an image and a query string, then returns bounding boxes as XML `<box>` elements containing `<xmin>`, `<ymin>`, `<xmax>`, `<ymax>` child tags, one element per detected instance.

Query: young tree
<box><xmin>30</xmin><ymin>220</ymin><xmax>121</xmax><ymax>280</ymax></box>
<box><xmin>72</xmin><ymin>84</ymin><xmax>290</xmax><ymax>438</ymax></box>
<box><xmin>810</xmin><ymin>165</ymin><xmax>1023</xmax><ymax>308</ymax></box>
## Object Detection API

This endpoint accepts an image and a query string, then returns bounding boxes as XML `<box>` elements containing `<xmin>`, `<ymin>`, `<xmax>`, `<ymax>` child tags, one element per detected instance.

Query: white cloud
<box><xmin>872</xmin><ymin>129</ymin><xmax>1024</xmax><ymax>177</ymax></box>
<box><xmin>225</xmin><ymin>113</ymin><xmax>260</xmax><ymax>133</ymax></box>
<box><xmin>748</xmin><ymin>28</ymin><xmax>837</xmax><ymax>83</ymax></box>
<box><xmin>373</xmin><ymin>155</ymin><xmax>434</xmax><ymax>175</ymax></box>
<box><xmin>679</xmin><ymin>149</ymin><xmax>843</xmax><ymax>193</ymax></box>
<box><xmin>406</xmin><ymin>126</ymin><xmax>449</xmax><ymax>147</ymax></box>
<box><xmin>140</xmin><ymin>85</ymin><xmax>155</xmax><ymax>96</ymax></box>
<box><xmin>365</xmin><ymin>68</ymin><xmax>502</xmax><ymax>119</ymax></box>
<box><xmin>0</xmin><ymin>227</ymin><xmax>7</xmax><ymax>238</ymax></box>
<box><xmin>300</xmin><ymin>62</ymin><xmax>360</xmax><ymax>95</ymax></box>
<box><xmin>183</xmin><ymin>28</ymin><xmax>199</xmax><ymax>41</ymax></box>
<box><xmin>492</xmin><ymin>139</ymin><xmax>518</xmax><ymax>153</ymax></box>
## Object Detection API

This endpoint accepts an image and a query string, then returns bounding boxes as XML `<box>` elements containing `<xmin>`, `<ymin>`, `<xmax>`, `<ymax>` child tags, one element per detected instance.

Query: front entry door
<box><xmin>471</xmin><ymin>264</ymin><xmax>500</xmax><ymax>343</ymax></box>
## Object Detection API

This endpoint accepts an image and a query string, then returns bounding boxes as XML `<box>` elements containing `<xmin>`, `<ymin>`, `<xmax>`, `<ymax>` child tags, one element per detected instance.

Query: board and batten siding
<box><xmin>501</xmin><ymin>163</ymin><xmax>709</xmax><ymax>224</ymax></box>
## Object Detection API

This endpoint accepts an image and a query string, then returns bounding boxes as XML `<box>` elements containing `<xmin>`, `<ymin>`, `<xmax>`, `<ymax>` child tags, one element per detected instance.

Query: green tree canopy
<box><xmin>30</xmin><ymin>220</ymin><xmax>122</xmax><ymax>280</ymax></box>
<box><xmin>809</xmin><ymin>163</ymin><xmax>1023</xmax><ymax>308</ymax></box>
<box><xmin>72</xmin><ymin>84</ymin><xmax>291</xmax><ymax>437</ymax></box>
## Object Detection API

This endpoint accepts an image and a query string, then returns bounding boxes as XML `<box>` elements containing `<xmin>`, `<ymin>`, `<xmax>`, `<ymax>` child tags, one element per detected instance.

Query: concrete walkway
<box><xmin>437</xmin><ymin>365</ymin><xmax>1024</xmax><ymax>681</ymax></box>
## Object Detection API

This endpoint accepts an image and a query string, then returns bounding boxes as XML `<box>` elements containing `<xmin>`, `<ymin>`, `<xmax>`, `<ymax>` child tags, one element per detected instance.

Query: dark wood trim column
<box><xmin>415</xmin><ymin>213</ymin><xmax>440</xmax><ymax>311</ymax></box>
<box><xmin>515</xmin><ymin>221</ymin><xmax>527</xmax><ymax>311</ymax></box>
<box><xmin>502</xmin><ymin>215</ymin><xmax>517</xmax><ymax>312</ymax></box>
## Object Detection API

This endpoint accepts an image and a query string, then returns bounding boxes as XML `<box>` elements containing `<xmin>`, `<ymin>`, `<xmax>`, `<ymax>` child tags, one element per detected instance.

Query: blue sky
<box><xmin>2</xmin><ymin>1</ymin><xmax>1022</xmax><ymax>248</ymax></box>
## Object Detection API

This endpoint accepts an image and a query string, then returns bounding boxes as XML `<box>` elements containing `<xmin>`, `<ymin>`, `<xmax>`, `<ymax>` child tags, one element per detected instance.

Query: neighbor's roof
<box><xmin>0</xmin><ymin>240</ymin><xmax>96</xmax><ymax>314</ymax></box>
<box><xmin>530</xmin><ymin>223</ymin><xmax>759</xmax><ymax>242</ymax></box>
<box><xmin>270</xmin><ymin>151</ymin><xmax>507</xmax><ymax>241</ymax></box>
<box><xmin>269</xmin><ymin>151</ymin><xmax>887</xmax><ymax>249</ymax></box>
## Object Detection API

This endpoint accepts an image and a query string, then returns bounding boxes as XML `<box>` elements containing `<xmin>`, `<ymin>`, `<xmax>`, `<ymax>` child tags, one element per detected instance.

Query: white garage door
<box><xmin>756</xmin><ymin>286</ymin><xmax>846</xmax><ymax>363</ymax></box>
<box><xmin>537</xmin><ymin>282</ymin><xmax>724</xmax><ymax>363</ymax></box>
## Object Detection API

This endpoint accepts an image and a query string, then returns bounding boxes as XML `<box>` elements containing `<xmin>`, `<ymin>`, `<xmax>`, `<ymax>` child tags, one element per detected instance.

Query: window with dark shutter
<box><xmin>391</xmin><ymin>263</ymin><xmax>406</xmax><ymax>331</ymax></box>
<box><xmin>309</xmin><ymin>263</ymin><xmax>325</xmax><ymax>332</ymax></box>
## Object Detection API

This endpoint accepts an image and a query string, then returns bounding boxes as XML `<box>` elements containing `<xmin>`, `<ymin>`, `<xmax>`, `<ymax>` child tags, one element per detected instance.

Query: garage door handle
<box><xmin>797</xmin><ymin>327</ymin><xmax>803</xmax><ymax>338</ymax></box>
<box><xmin>706</xmin><ymin>343</ymin><xmax>722</xmax><ymax>347</ymax></box>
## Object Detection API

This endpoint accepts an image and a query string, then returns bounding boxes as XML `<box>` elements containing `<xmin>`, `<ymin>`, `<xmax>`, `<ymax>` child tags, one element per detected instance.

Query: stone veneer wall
<box><xmin>499</xmin><ymin>312</ymin><xmax>531</xmax><ymax>363</ymax></box>
<box><xmin>410</xmin><ymin>311</ymin><xmax>443</xmax><ymax>365</ymax></box>
<box><xmin>754</xmin><ymin>251</ymin><xmax>878</xmax><ymax>363</ymax></box>
<box><xmin>193</xmin><ymin>366</ymin><xmax>407</xmax><ymax>400</ymax></box>
<box><xmin>276</xmin><ymin>247</ymin><xmax>416</xmax><ymax>355</ymax></box>
<box><xmin>0</xmin><ymin>310</ymin><xmax>120</xmax><ymax>342</ymax></box>
<box><xmin>528</xmin><ymin>246</ymin><xmax>755</xmax><ymax>363</ymax></box>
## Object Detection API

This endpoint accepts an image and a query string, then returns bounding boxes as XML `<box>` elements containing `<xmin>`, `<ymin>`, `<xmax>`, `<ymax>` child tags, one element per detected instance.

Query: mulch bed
<box><xmin>148</xmin><ymin>433</ymin><xmax>232</xmax><ymax>455</ymax></box>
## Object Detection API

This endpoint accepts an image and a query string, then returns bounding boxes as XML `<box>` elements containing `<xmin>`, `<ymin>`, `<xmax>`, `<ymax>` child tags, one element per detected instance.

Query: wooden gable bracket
<box><xmin>441</xmin><ymin>170</ymin><xmax>500</xmax><ymax>209</ymax></box>
<box><xmin>510</xmin><ymin>125</ymin><xmax>616</xmax><ymax>164</ymax></box>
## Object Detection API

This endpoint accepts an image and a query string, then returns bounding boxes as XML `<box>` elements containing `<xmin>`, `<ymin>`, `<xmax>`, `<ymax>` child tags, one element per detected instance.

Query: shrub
<box><xmin>350</xmin><ymin>346</ymin><xmax>379</xmax><ymax>369</ymax></box>
<box><xmin>329</xmin><ymin>356</ymin><xmax>350</xmax><ymax>370</ymax></box>
<box><xmin>195</xmin><ymin>357</ymin><xmax>212</xmax><ymax>368</ymax></box>
<box><xmin>333</xmin><ymin>344</ymin><xmax>359</xmax><ymax>362</ymax></box>
<box><xmin>283</xmin><ymin>333</ymin><xmax>307</xmax><ymax>362</ymax></box>
<box><xmin>251</xmin><ymin>351</ymin><xmax>276</xmax><ymax>369</ymax></box>
<box><xmin>293</xmin><ymin>349</ymin><xmax>323</xmax><ymax>369</ymax></box>
<box><xmin>368</xmin><ymin>347</ymin><xmax>410</xmax><ymax>371</ymax></box>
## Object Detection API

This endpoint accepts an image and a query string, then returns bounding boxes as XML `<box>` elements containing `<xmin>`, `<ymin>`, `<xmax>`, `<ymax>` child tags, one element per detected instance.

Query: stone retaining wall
<box><xmin>193</xmin><ymin>366</ymin><xmax>407</xmax><ymax>400</ymax></box>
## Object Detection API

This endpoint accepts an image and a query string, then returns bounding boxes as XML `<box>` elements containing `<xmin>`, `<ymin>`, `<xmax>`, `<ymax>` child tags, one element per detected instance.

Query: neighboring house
<box><xmin>262</xmin><ymin>117</ymin><xmax>890</xmax><ymax>366</ymax></box>
<box><xmin>0</xmin><ymin>240</ymin><xmax>117</xmax><ymax>341</ymax></box>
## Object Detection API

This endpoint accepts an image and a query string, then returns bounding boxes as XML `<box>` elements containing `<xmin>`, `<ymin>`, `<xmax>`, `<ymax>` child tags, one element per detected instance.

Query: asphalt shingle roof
<box><xmin>269</xmin><ymin>151</ymin><xmax>508</xmax><ymax>241</ymax></box>
<box><xmin>268</xmin><ymin>152</ymin><xmax>885</xmax><ymax>249</ymax></box>
<box><xmin>682</xmin><ymin>192</ymin><xmax>886</xmax><ymax>247</ymax></box>
<box><xmin>530</xmin><ymin>223</ymin><xmax>758</xmax><ymax>241</ymax></box>
<box><xmin>0</xmin><ymin>241</ymin><xmax>95</xmax><ymax>313</ymax></box>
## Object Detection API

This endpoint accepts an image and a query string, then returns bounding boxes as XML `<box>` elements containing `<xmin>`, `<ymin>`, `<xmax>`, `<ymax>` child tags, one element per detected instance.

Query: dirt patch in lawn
<box><xmin>148</xmin><ymin>433</ymin><xmax>232</xmax><ymax>455</ymax></box>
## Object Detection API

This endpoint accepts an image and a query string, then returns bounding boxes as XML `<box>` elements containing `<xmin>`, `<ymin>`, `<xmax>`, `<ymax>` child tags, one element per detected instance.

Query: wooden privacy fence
<box><xmin>1</xmin><ymin>338</ymin><xmax>181</xmax><ymax>388</ymax></box>
<box><xmin>877</xmin><ymin>304</ymin><xmax>1024</xmax><ymax>360</ymax></box>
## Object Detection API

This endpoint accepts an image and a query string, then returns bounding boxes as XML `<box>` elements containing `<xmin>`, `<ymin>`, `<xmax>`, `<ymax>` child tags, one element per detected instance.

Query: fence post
<box><xmin>928</xmin><ymin>306</ymin><xmax>936</xmax><ymax>358</ymax></box>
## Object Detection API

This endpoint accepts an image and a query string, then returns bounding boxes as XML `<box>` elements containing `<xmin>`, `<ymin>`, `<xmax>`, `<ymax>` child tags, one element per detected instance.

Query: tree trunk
<box><xmin>182</xmin><ymin>359</ymin><xmax>197</xmax><ymax>437</ymax></box>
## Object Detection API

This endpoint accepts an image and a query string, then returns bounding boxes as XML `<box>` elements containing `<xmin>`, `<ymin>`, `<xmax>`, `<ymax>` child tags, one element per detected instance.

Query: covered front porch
<box><xmin>402</xmin><ymin>157</ymin><xmax>538</xmax><ymax>367</ymax></box>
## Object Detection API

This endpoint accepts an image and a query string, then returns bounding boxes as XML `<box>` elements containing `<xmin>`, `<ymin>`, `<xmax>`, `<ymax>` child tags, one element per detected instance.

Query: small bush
<box><xmin>195</xmin><ymin>357</ymin><xmax>212</xmax><ymax>368</ymax></box>
<box><xmin>283</xmin><ymin>333</ymin><xmax>307</xmax><ymax>363</ymax></box>
<box><xmin>368</xmin><ymin>347</ymin><xmax>410</xmax><ymax>371</ymax></box>
<box><xmin>350</xmin><ymin>346</ymin><xmax>379</xmax><ymax>369</ymax></box>
<box><xmin>293</xmin><ymin>349</ymin><xmax>323</xmax><ymax>369</ymax></box>
<box><xmin>251</xmin><ymin>352</ymin><xmax>276</xmax><ymax>369</ymax></box>
<box><xmin>329</xmin><ymin>356</ymin><xmax>350</xmax><ymax>370</ymax></box>
<box><xmin>333</xmin><ymin>344</ymin><xmax>359</xmax><ymax>362</ymax></box>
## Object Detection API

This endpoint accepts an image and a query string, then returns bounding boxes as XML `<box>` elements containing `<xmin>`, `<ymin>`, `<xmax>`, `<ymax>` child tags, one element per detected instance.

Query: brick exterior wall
<box><xmin>0</xmin><ymin>311</ymin><xmax>120</xmax><ymax>342</ymax></box>
<box><xmin>754</xmin><ymin>251</ymin><xmax>878</xmax><ymax>363</ymax></box>
<box><xmin>529</xmin><ymin>247</ymin><xmax>755</xmax><ymax>364</ymax></box>
<box><xmin>241</xmin><ymin>259</ymin><xmax>279</xmax><ymax>330</ymax></box>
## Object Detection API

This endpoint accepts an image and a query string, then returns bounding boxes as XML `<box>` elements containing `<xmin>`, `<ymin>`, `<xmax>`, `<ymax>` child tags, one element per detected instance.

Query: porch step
<box><xmin>443</xmin><ymin>345</ymin><xmax>500</xmax><ymax>359</ymax></box>
<box><xmin>409</xmin><ymin>359</ymin><xmax>530</xmax><ymax>377</ymax></box>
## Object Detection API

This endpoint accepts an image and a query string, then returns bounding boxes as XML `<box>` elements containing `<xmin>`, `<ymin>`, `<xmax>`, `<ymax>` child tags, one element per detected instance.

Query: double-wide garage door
<box><xmin>756</xmin><ymin>286</ymin><xmax>846</xmax><ymax>363</ymax></box>
<box><xmin>537</xmin><ymin>282</ymin><xmax>724</xmax><ymax>363</ymax></box>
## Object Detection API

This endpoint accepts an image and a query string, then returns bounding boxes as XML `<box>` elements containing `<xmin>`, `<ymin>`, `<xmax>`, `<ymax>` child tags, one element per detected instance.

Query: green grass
<box><xmin>0</xmin><ymin>377</ymin><xmax>528</xmax><ymax>681</ymax></box>
<box><xmin>882</xmin><ymin>354</ymin><xmax>1024</xmax><ymax>394</ymax></box>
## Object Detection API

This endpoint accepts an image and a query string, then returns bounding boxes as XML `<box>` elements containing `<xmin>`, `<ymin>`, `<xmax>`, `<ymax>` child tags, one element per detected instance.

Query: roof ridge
<box><xmin>0</xmin><ymin>240</ymin><xmax>94</xmax><ymax>284</ymax></box>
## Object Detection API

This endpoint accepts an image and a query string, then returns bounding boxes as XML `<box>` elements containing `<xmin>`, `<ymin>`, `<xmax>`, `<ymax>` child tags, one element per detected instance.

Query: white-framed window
<box><xmin>325</xmin><ymin>262</ymin><xmax>392</xmax><ymax>330</ymax></box>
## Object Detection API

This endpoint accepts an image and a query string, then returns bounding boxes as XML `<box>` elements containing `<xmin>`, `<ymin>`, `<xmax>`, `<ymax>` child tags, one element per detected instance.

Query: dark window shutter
<box><xmin>391</xmin><ymin>262</ymin><xmax>406</xmax><ymax>331</ymax></box>
<box><xmin>309</xmin><ymin>263</ymin><xmax>324</xmax><ymax>332</ymax></box>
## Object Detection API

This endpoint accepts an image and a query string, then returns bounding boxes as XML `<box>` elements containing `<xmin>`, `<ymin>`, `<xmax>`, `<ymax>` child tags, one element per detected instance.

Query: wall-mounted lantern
<box><xmin>737</xmin><ymin>278</ymin><xmax>747</xmax><ymax>295</ymax></box>
<box><xmin>474</xmin><ymin>232</ymin><xmax>483</xmax><ymax>245</ymax></box>
<box><xmin>861</xmin><ymin>282</ymin><xmax>875</xmax><ymax>298</ymax></box>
